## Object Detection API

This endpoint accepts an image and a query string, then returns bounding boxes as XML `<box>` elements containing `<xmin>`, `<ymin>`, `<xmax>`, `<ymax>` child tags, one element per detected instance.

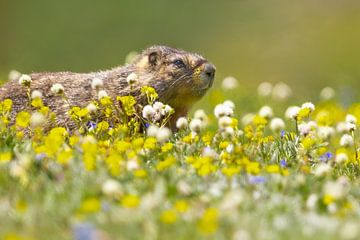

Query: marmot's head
<box><xmin>133</xmin><ymin>45</ymin><xmax>215</xmax><ymax>108</ymax></box>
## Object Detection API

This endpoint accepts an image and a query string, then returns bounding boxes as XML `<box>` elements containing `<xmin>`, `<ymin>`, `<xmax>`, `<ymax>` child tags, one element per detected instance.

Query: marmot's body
<box><xmin>0</xmin><ymin>46</ymin><xmax>215</xmax><ymax>129</ymax></box>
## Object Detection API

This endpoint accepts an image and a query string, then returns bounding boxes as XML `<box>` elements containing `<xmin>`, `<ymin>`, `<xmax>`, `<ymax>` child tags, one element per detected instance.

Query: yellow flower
<box><xmin>222</xmin><ymin>166</ymin><xmax>241</xmax><ymax>177</ymax></box>
<box><xmin>134</xmin><ymin>169</ymin><xmax>147</xmax><ymax>178</ymax></box>
<box><xmin>141</xmin><ymin>86</ymin><xmax>158</xmax><ymax>104</ymax></box>
<box><xmin>79</xmin><ymin>197</ymin><xmax>101</xmax><ymax>213</ymax></box>
<box><xmin>0</xmin><ymin>98</ymin><xmax>12</xmax><ymax>113</ymax></box>
<box><xmin>156</xmin><ymin>156</ymin><xmax>176</xmax><ymax>171</ymax></box>
<box><xmin>144</xmin><ymin>137</ymin><xmax>157</xmax><ymax>150</ymax></box>
<box><xmin>246</xmin><ymin>162</ymin><xmax>261</xmax><ymax>175</ymax></box>
<box><xmin>266</xmin><ymin>164</ymin><xmax>280</xmax><ymax>174</ymax></box>
<box><xmin>0</xmin><ymin>151</ymin><xmax>12</xmax><ymax>163</ymax></box>
<box><xmin>15</xmin><ymin>111</ymin><xmax>31</xmax><ymax>128</ymax></box>
<box><xmin>174</xmin><ymin>200</ymin><xmax>189</xmax><ymax>213</ymax></box>
<box><xmin>198</xmin><ymin>208</ymin><xmax>219</xmax><ymax>234</ymax></box>
<box><xmin>301</xmin><ymin>137</ymin><xmax>316</xmax><ymax>150</ymax></box>
<box><xmin>161</xmin><ymin>142</ymin><xmax>173</xmax><ymax>152</ymax></box>
<box><xmin>160</xmin><ymin>209</ymin><xmax>178</xmax><ymax>224</ymax></box>
<box><xmin>121</xmin><ymin>194</ymin><xmax>140</xmax><ymax>208</ymax></box>
<box><xmin>323</xmin><ymin>194</ymin><xmax>335</xmax><ymax>205</ymax></box>
<box><xmin>117</xmin><ymin>95</ymin><xmax>136</xmax><ymax>116</ymax></box>
<box><xmin>57</xmin><ymin>149</ymin><xmax>73</xmax><ymax>165</ymax></box>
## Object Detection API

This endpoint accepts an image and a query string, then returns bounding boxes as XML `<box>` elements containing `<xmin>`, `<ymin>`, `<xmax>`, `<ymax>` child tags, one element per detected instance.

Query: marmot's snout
<box><xmin>198</xmin><ymin>62</ymin><xmax>216</xmax><ymax>89</ymax></box>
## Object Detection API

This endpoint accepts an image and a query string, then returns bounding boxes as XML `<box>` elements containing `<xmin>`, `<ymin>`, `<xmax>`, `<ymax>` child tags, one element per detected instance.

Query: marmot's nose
<box><xmin>204</xmin><ymin>63</ymin><xmax>215</xmax><ymax>80</ymax></box>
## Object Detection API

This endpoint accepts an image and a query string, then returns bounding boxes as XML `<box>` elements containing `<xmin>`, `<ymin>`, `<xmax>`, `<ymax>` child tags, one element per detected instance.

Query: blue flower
<box><xmin>87</xmin><ymin>121</ymin><xmax>97</xmax><ymax>129</ymax></box>
<box><xmin>73</xmin><ymin>223</ymin><xmax>94</xmax><ymax>240</ymax></box>
<box><xmin>280</xmin><ymin>130</ymin><xmax>286</xmax><ymax>138</ymax></box>
<box><xmin>145</xmin><ymin>123</ymin><xmax>150</xmax><ymax>128</ymax></box>
<box><xmin>320</xmin><ymin>152</ymin><xmax>333</xmax><ymax>162</ymax></box>
<box><xmin>248</xmin><ymin>175</ymin><xmax>267</xmax><ymax>184</ymax></box>
<box><xmin>280</xmin><ymin>159</ymin><xmax>287</xmax><ymax>168</ymax></box>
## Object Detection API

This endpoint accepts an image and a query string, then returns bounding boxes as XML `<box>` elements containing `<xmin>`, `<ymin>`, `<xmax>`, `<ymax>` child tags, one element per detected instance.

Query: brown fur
<box><xmin>0</xmin><ymin>46</ymin><xmax>215</xmax><ymax>130</ymax></box>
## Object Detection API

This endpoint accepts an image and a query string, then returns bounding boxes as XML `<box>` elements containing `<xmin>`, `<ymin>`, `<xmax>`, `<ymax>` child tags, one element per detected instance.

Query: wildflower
<box><xmin>223</xmin><ymin>100</ymin><xmax>235</xmax><ymax>110</ymax></box>
<box><xmin>97</xmin><ymin>90</ymin><xmax>108</xmax><ymax>99</ymax></box>
<box><xmin>272</xmin><ymin>82</ymin><xmax>292</xmax><ymax>101</ymax></box>
<box><xmin>270</xmin><ymin>118</ymin><xmax>285</xmax><ymax>132</ymax></box>
<box><xmin>174</xmin><ymin>200</ymin><xmax>189</xmax><ymax>213</ymax></box>
<box><xmin>241</xmin><ymin>113</ymin><xmax>255</xmax><ymax>126</ymax></box>
<box><xmin>0</xmin><ymin>152</ymin><xmax>12</xmax><ymax>163</ymax></box>
<box><xmin>345</xmin><ymin>122</ymin><xmax>356</xmax><ymax>132</ymax></box>
<box><xmin>50</xmin><ymin>83</ymin><xmax>64</xmax><ymax>94</ymax></box>
<box><xmin>221</xmin><ymin>76</ymin><xmax>238</xmax><ymax>90</ymax></box>
<box><xmin>160</xmin><ymin>209</ymin><xmax>177</xmax><ymax>224</ymax></box>
<box><xmin>280</xmin><ymin>159</ymin><xmax>287</xmax><ymax>168</ymax></box>
<box><xmin>313</xmin><ymin>163</ymin><xmax>331</xmax><ymax>177</ymax></box>
<box><xmin>142</xmin><ymin>105</ymin><xmax>155</xmax><ymax>120</ymax></box>
<box><xmin>8</xmin><ymin>69</ymin><xmax>21</xmax><ymax>81</ymax></box>
<box><xmin>146</xmin><ymin>125</ymin><xmax>159</xmax><ymax>137</ymax></box>
<box><xmin>189</xmin><ymin>118</ymin><xmax>203</xmax><ymax>133</ymax></box>
<box><xmin>345</xmin><ymin>114</ymin><xmax>357</xmax><ymax>124</ymax></box>
<box><xmin>320</xmin><ymin>87</ymin><xmax>335</xmax><ymax>100</ymax></box>
<box><xmin>31</xmin><ymin>90</ymin><xmax>43</xmax><ymax>99</ymax></box>
<box><xmin>337</xmin><ymin>122</ymin><xmax>348</xmax><ymax>133</ymax></box>
<box><xmin>18</xmin><ymin>74</ymin><xmax>32</xmax><ymax>87</ymax></box>
<box><xmin>86</xmin><ymin>103</ymin><xmax>97</xmax><ymax>112</ymax></box>
<box><xmin>16</xmin><ymin>111</ymin><xmax>31</xmax><ymax>128</ymax></box>
<box><xmin>285</xmin><ymin>106</ymin><xmax>300</xmax><ymax>120</ymax></box>
<box><xmin>298</xmin><ymin>122</ymin><xmax>311</xmax><ymax>136</ymax></box>
<box><xmin>323</xmin><ymin>178</ymin><xmax>349</xmax><ymax>200</ymax></box>
<box><xmin>156</xmin><ymin>127</ymin><xmax>171</xmax><ymax>143</ymax></box>
<box><xmin>317</xmin><ymin>126</ymin><xmax>335</xmax><ymax>140</ymax></box>
<box><xmin>198</xmin><ymin>208</ymin><xmax>219</xmax><ymax>234</ymax></box>
<box><xmin>257</xmin><ymin>82</ymin><xmax>273</xmax><ymax>97</ymax></box>
<box><xmin>259</xmin><ymin>105</ymin><xmax>274</xmax><ymax>119</ymax></box>
<box><xmin>306</xmin><ymin>194</ymin><xmax>318</xmax><ymax>210</ymax></box>
<box><xmin>102</xmin><ymin>179</ymin><xmax>122</xmax><ymax>197</ymax></box>
<box><xmin>91</xmin><ymin>77</ymin><xmax>103</xmax><ymax>90</ymax></box>
<box><xmin>340</xmin><ymin>134</ymin><xmax>354</xmax><ymax>147</ymax></box>
<box><xmin>248</xmin><ymin>175</ymin><xmax>267</xmax><ymax>184</ymax></box>
<box><xmin>335</xmin><ymin>153</ymin><xmax>348</xmax><ymax>164</ymax></box>
<box><xmin>193</xmin><ymin>109</ymin><xmax>209</xmax><ymax>127</ymax></box>
<box><xmin>79</xmin><ymin>197</ymin><xmax>100</xmax><ymax>213</ymax></box>
<box><xmin>124</xmin><ymin>73</ymin><xmax>138</xmax><ymax>86</ymax></box>
<box><xmin>301</xmin><ymin>102</ymin><xmax>315</xmax><ymax>112</ymax></box>
<box><xmin>30</xmin><ymin>112</ymin><xmax>46</xmax><ymax>128</ymax></box>
<box><xmin>214</xmin><ymin>103</ymin><xmax>233</xmax><ymax>118</ymax></box>
<box><xmin>121</xmin><ymin>194</ymin><xmax>140</xmax><ymax>208</ymax></box>
<box><xmin>218</xmin><ymin>116</ymin><xmax>232</xmax><ymax>128</ymax></box>
<box><xmin>176</xmin><ymin>117</ymin><xmax>188</xmax><ymax>129</ymax></box>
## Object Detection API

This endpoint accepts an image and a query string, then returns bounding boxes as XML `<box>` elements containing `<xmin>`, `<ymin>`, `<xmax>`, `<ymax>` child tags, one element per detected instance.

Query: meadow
<box><xmin>1</xmin><ymin>74</ymin><xmax>360</xmax><ymax>240</ymax></box>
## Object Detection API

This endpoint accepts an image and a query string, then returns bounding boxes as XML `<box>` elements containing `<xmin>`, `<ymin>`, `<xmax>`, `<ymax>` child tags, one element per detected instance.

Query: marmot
<box><xmin>0</xmin><ymin>45</ymin><xmax>215</xmax><ymax>130</ymax></box>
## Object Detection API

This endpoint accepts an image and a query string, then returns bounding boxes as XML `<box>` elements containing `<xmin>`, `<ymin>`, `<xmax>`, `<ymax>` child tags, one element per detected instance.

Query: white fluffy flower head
<box><xmin>19</xmin><ymin>74</ymin><xmax>32</xmax><ymax>87</ymax></box>
<box><xmin>126</xmin><ymin>73</ymin><xmax>138</xmax><ymax>85</ymax></box>
<box><xmin>51</xmin><ymin>83</ymin><xmax>64</xmax><ymax>95</ymax></box>
<box><xmin>91</xmin><ymin>77</ymin><xmax>103</xmax><ymax>90</ymax></box>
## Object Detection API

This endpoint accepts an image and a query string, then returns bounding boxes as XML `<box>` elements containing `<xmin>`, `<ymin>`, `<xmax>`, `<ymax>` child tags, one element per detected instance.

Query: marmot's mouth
<box><xmin>199</xmin><ymin>62</ymin><xmax>216</xmax><ymax>90</ymax></box>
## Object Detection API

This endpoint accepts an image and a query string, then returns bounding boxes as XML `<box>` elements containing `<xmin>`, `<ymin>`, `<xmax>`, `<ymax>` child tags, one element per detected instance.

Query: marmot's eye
<box><xmin>173</xmin><ymin>59</ymin><xmax>185</xmax><ymax>68</ymax></box>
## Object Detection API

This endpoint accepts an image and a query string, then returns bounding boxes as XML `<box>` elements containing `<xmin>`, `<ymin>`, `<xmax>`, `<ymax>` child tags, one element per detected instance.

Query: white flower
<box><xmin>126</xmin><ymin>73</ymin><xmax>138</xmax><ymax>85</ymax></box>
<box><xmin>345</xmin><ymin>114</ymin><xmax>357</xmax><ymax>124</ymax></box>
<box><xmin>257</xmin><ymin>82</ymin><xmax>273</xmax><ymax>97</ymax></box>
<box><xmin>320</xmin><ymin>87</ymin><xmax>335</xmax><ymax>101</ymax></box>
<box><xmin>241</xmin><ymin>113</ymin><xmax>255</xmax><ymax>126</ymax></box>
<box><xmin>51</xmin><ymin>83</ymin><xmax>64</xmax><ymax>94</ymax></box>
<box><xmin>176</xmin><ymin>117</ymin><xmax>188</xmax><ymax>129</ymax></box>
<box><xmin>214</xmin><ymin>103</ymin><xmax>233</xmax><ymax>118</ymax></box>
<box><xmin>298</xmin><ymin>123</ymin><xmax>311</xmax><ymax>136</ymax></box>
<box><xmin>272</xmin><ymin>82</ymin><xmax>292</xmax><ymax>101</ymax></box>
<box><xmin>340</xmin><ymin>134</ymin><xmax>354</xmax><ymax>147</ymax></box>
<box><xmin>317</xmin><ymin>126</ymin><xmax>335</xmax><ymax>140</ymax></box>
<box><xmin>306</xmin><ymin>194</ymin><xmax>318</xmax><ymax>210</ymax></box>
<box><xmin>163</xmin><ymin>105</ymin><xmax>173</xmax><ymax>115</ymax></box>
<box><xmin>102</xmin><ymin>179</ymin><xmax>122</xmax><ymax>197</ymax></box>
<box><xmin>336</xmin><ymin>122</ymin><xmax>348</xmax><ymax>133</ymax></box>
<box><xmin>30</xmin><ymin>112</ymin><xmax>46</xmax><ymax>128</ymax></box>
<box><xmin>223</xmin><ymin>100</ymin><xmax>235</xmax><ymax>110</ymax></box>
<box><xmin>147</xmin><ymin>125</ymin><xmax>159</xmax><ymax>137</ymax></box>
<box><xmin>86</xmin><ymin>103</ymin><xmax>97</xmax><ymax>112</ymax></box>
<box><xmin>259</xmin><ymin>105</ymin><xmax>274</xmax><ymax>119</ymax></box>
<box><xmin>285</xmin><ymin>106</ymin><xmax>300</xmax><ymax>120</ymax></box>
<box><xmin>189</xmin><ymin>118</ymin><xmax>203</xmax><ymax>133</ymax></box>
<box><xmin>156</xmin><ymin>127</ymin><xmax>171</xmax><ymax>143</ymax></box>
<box><xmin>91</xmin><ymin>77</ymin><xmax>103</xmax><ymax>90</ymax></box>
<box><xmin>270</xmin><ymin>118</ymin><xmax>285</xmax><ymax>132</ymax></box>
<box><xmin>218</xmin><ymin>116</ymin><xmax>232</xmax><ymax>129</ymax></box>
<box><xmin>193</xmin><ymin>109</ymin><xmax>208</xmax><ymax>127</ymax></box>
<box><xmin>152</xmin><ymin>101</ymin><xmax>164</xmax><ymax>112</ymax></box>
<box><xmin>8</xmin><ymin>70</ymin><xmax>21</xmax><ymax>81</ymax></box>
<box><xmin>301</xmin><ymin>102</ymin><xmax>315</xmax><ymax>112</ymax></box>
<box><xmin>31</xmin><ymin>90</ymin><xmax>43</xmax><ymax>99</ymax></box>
<box><xmin>221</xmin><ymin>127</ymin><xmax>235</xmax><ymax>138</ymax></box>
<box><xmin>313</xmin><ymin>163</ymin><xmax>331</xmax><ymax>177</ymax></box>
<box><xmin>142</xmin><ymin>105</ymin><xmax>155</xmax><ymax>120</ymax></box>
<box><xmin>221</xmin><ymin>76</ymin><xmax>238</xmax><ymax>90</ymax></box>
<box><xmin>202</xmin><ymin>147</ymin><xmax>218</xmax><ymax>159</ymax></box>
<box><xmin>324</xmin><ymin>179</ymin><xmax>348</xmax><ymax>200</ymax></box>
<box><xmin>18</xmin><ymin>74</ymin><xmax>32</xmax><ymax>86</ymax></box>
<box><xmin>127</xmin><ymin>159</ymin><xmax>139</xmax><ymax>171</ymax></box>
<box><xmin>335</xmin><ymin>153</ymin><xmax>348</xmax><ymax>164</ymax></box>
<box><xmin>346</xmin><ymin>122</ymin><xmax>356</xmax><ymax>132</ymax></box>
<box><xmin>97</xmin><ymin>90</ymin><xmax>108</xmax><ymax>99</ymax></box>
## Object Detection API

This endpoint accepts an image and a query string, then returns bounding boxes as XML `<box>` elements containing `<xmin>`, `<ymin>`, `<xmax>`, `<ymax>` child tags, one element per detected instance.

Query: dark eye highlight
<box><xmin>172</xmin><ymin>59</ymin><xmax>185</xmax><ymax>68</ymax></box>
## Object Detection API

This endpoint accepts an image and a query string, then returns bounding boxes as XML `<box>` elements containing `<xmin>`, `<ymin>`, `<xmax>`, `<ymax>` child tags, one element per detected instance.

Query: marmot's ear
<box><xmin>148</xmin><ymin>51</ymin><xmax>159</xmax><ymax>66</ymax></box>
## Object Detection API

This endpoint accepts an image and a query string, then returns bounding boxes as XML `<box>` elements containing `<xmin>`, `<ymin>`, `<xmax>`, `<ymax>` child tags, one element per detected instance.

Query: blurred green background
<box><xmin>1</xmin><ymin>0</ymin><xmax>360</xmax><ymax>106</ymax></box>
